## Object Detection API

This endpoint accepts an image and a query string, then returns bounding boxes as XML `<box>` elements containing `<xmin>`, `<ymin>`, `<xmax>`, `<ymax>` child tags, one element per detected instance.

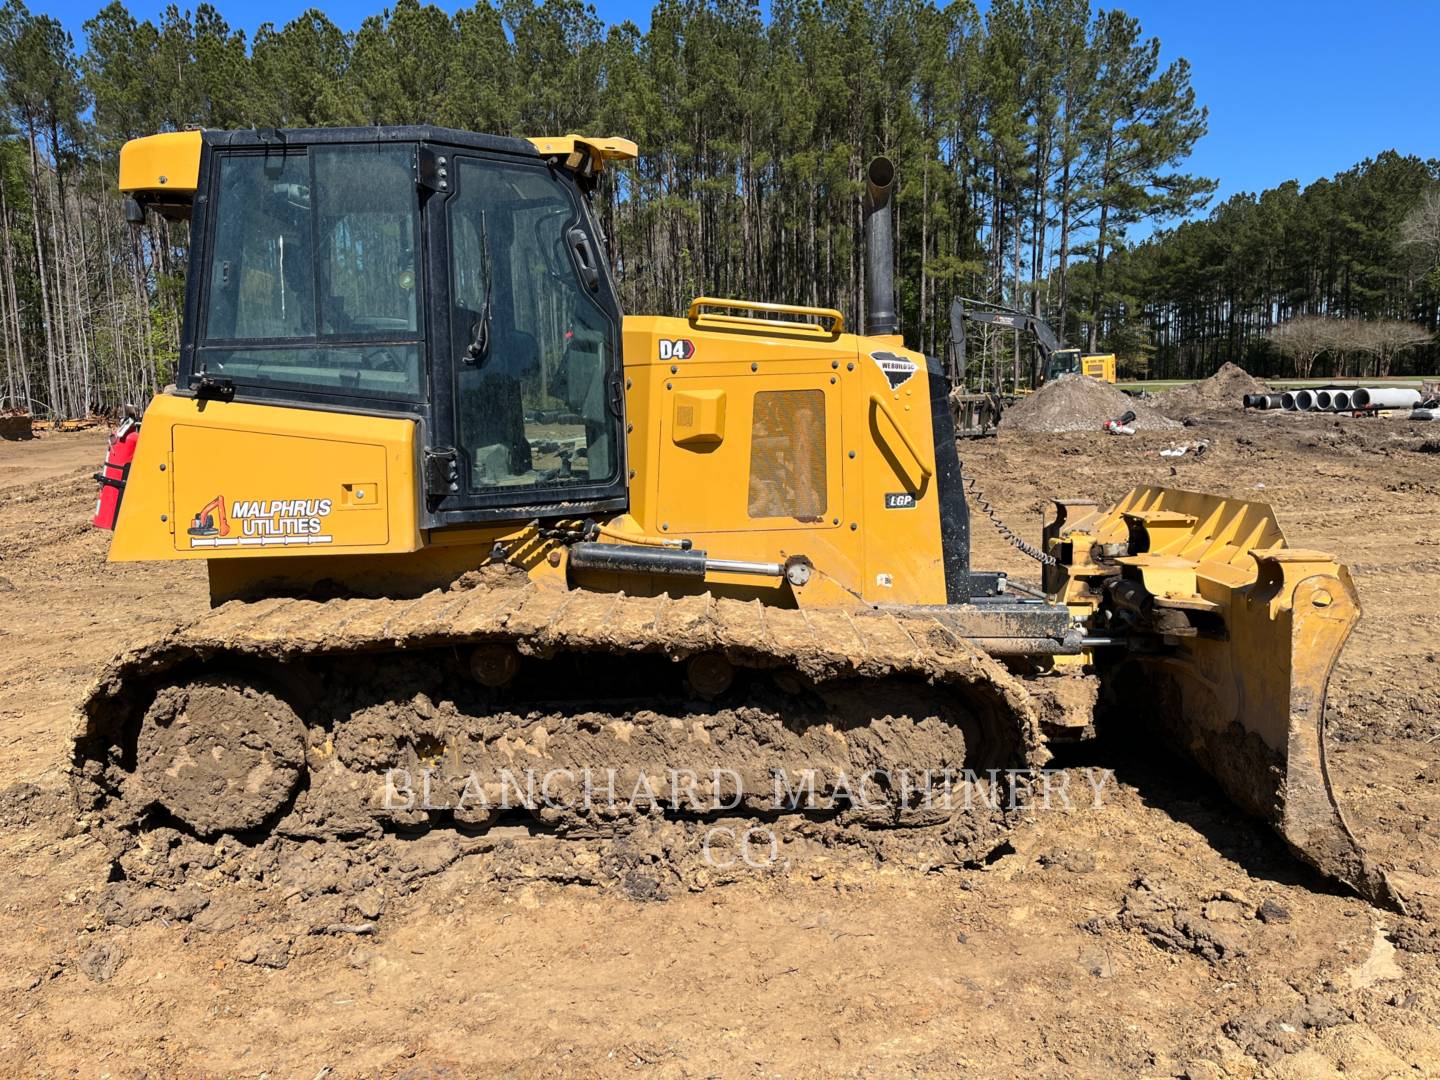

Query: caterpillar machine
<box><xmin>952</xmin><ymin>297</ymin><xmax>1119</xmax><ymax>388</ymax></box>
<box><xmin>78</xmin><ymin>127</ymin><xmax>1399</xmax><ymax>909</ymax></box>
<box><xmin>945</xmin><ymin>298</ymin><xmax>1118</xmax><ymax>436</ymax></box>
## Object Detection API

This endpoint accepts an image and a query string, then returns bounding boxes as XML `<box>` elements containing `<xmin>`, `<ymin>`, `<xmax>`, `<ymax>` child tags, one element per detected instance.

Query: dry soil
<box><xmin>1</xmin><ymin>407</ymin><xmax>1438</xmax><ymax>1079</ymax></box>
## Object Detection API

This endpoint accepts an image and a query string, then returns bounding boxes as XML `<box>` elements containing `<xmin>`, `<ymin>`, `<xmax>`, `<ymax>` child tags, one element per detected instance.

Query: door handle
<box><xmin>569</xmin><ymin>227</ymin><xmax>600</xmax><ymax>291</ymax></box>
<box><xmin>869</xmin><ymin>394</ymin><xmax>933</xmax><ymax>488</ymax></box>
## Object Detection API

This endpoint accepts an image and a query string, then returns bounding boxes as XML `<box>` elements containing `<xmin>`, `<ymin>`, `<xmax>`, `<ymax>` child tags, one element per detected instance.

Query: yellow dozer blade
<box><xmin>1045</xmin><ymin>487</ymin><xmax>1402</xmax><ymax>911</ymax></box>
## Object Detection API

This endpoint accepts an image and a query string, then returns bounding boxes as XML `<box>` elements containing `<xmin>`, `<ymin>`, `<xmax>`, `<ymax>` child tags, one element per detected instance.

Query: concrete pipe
<box><xmin>1295</xmin><ymin>389</ymin><xmax>1317</xmax><ymax>411</ymax></box>
<box><xmin>1263</xmin><ymin>393</ymin><xmax>1287</xmax><ymax>410</ymax></box>
<box><xmin>1281</xmin><ymin>391</ymin><xmax>1299</xmax><ymax>411</ymax></box>
<box><xmin>1331</xmin><ymin>390</ymin><xmax>1352</xmax><ymax>411</ymax></box>
<box><xmin>1315</xmin><ymin>390</ymin><xmax>1334</xmax><ymax>410</ymax></box>
<box><xmin>1350</xmin><ymin>387</ymin><xmax>1422</xmax><ymax>410</ymax></box>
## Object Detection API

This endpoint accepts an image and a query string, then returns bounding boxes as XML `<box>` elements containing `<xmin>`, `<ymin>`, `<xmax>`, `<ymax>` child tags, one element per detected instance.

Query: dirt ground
<box><xmin>1</xmin><ymin>406</ymin><xmax>1439</xmax><ymax>1079</ymax></box>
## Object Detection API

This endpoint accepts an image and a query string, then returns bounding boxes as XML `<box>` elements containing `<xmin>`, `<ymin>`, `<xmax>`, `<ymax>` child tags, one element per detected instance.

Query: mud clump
<box><xmin>1222</xmin><ymin>996</ymin><xmax>1348</xmax><ymax>1064</ymax></box>
<box><xmin>233</xmin><ymin>933</ymin><xmax>293</xmax><ymax>969</ymax></box>
<box><xmin>1105</xmin><ymin>877</ymin><xmax>1249</xmax><ymax>962</ymax></box>
<box><xmin>1154</xmin><ymin>362</ymin><xmax>1269</xmax><ymax>419</ymax></box>
<box><xmin>76</xmin><ymin>941</ymin><xmax>127</xmax><ymax>983</ymax></box>
<box><xmin>0</xmin><ymin>781</ymin><xmax>68</xmax><ymax>832</ymax></box>
<box><xmin>1001</xmin><ymin>375</ymin><xmax>1180</xmax><ymax>434</ymax></box>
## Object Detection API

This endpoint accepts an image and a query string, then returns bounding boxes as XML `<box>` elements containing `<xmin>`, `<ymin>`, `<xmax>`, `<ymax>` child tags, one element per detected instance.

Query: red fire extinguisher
<box><xmin>92</xmin><ymin>417</ymin><xmax>140</xmax><ymax>530</ymax></box>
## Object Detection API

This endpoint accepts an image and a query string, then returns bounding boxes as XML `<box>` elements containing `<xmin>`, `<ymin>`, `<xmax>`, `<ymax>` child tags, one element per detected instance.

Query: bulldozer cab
<box><xmin>126</xmin><ymin>128</ymin><xmax>630</xmax><ymax>528</ymax></box>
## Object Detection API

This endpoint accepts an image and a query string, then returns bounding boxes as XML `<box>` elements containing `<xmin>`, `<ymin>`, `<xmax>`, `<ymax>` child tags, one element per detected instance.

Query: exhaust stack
<box><xmin>863</xmin><ymin>156</ymin><xmax>898</xmax><ymax>337</ymax></box>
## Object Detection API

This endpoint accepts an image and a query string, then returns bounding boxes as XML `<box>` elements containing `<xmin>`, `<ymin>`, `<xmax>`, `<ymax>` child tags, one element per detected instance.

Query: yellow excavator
<box><xmin>75</xmin><ymin>127</ymin><xmax>1397</xmax><ymax>909</ymax></box>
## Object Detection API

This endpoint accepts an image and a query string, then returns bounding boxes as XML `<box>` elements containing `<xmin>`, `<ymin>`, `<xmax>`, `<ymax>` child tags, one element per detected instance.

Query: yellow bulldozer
<box><xmin>75</xmin><ymin>127</ymin><xmax>1397</xmax><ymax>909</ymax></box>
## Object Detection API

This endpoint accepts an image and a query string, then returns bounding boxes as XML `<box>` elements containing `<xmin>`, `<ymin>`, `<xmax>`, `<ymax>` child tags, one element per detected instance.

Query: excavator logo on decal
<box><xmin>187</xmin><ymin>495</ymin><xmax>230</xmax><ymax>538</ymax></box>
<box><xmin>870</xmin><ymin>350</ymin><xmax>917</xmax><ymax>389</ymax></box>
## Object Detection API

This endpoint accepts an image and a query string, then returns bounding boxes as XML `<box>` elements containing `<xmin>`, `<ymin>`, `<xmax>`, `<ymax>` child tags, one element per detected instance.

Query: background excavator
<box><xmin>952</xmin><ymin>296</ymin><xmax>1119</xmax><ymax>388</ymax></box>
<box><xmin>76</xmin><ymin>128</ymin><xmax>1398</xmax><ymax>910</ymax></box>
<box><xmin>947</xmin><ymin>297</ymin><xmax>1119</xmax><ymax>436</ymax></box>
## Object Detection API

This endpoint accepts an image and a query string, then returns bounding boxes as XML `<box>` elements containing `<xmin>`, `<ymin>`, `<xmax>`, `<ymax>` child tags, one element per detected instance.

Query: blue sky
<box><xmin>31</xmin><ymin>0</ymin><xmax>1440</xmax><ymax>236</ymax></box>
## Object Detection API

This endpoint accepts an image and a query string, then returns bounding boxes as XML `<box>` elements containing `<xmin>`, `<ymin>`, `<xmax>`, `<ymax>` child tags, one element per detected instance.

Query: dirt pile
<box><xmin>0</xmin><ymin>413</ymin><xmax>33</xmax><ymax>441</ymax></box>
<box><xmin>1001</xmin><ymin>374</ymin><xmax>1180</xmax><ymax>433</ymax></box>
<box><xmin>1154</xmin><ymin>362</ymin><xmax>1269</xmax><ymax>419</ymax></box>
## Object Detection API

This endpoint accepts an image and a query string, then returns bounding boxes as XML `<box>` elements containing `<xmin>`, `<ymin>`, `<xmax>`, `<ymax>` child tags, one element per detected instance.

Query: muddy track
<box><xmin>73</xmin><ymin>568</ymin><xmax>1051</xmax><ymax>890</ymax></box>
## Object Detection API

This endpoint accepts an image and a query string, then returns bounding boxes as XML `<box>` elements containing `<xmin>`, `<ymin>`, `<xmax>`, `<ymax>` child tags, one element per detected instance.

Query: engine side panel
<box><xmin>109</xmin><ymin>394</ymin><xmax>424</xmax><ymax>562</ymax></box>
<box><xmin>621</xmin><ymin>315</ymin><xmax>952</xmax><ymax>606</ymax></box>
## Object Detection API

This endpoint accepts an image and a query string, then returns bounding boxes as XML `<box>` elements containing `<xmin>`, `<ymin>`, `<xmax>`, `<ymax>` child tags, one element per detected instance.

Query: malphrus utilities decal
<box><xmin>187</xmin><ymin>495</ymin><xmax>335</xmax><ymax>548</ymax></box>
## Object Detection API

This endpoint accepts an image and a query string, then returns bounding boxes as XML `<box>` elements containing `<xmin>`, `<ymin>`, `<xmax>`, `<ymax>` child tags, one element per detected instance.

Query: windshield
<box><xmin>448</xmin><ymin>157</ymin><xmax>618</xmax><ymax>493</ymax></box>
<box><xmin>198</xmin><ymin>144</ymin><xmax>423</xmax><ymax>400</ymax></box>
<box><xmin>1048</xmin><ymin>350</ymin><xmax>1081</xmax><ymax>378</ymax></box>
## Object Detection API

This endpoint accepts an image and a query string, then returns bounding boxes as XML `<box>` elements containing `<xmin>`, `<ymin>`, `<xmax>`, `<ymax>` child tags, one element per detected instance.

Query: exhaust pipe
<box><xmin>1351</xmin><ymin>387</ymin><xmax>1421</xmax><ymax>410</ymax></box>
<box><xmin>862</xmin><ymin>156</ymin><xmax>898</xmax><ymax>337</ymax></box>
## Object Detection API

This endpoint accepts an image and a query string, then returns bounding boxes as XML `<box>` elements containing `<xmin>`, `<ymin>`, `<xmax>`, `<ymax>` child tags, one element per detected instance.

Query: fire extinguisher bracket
<box><xmin>92</xmin><ymin>420</ymin><xmax>141</xmax><ymax>531</ymax></box>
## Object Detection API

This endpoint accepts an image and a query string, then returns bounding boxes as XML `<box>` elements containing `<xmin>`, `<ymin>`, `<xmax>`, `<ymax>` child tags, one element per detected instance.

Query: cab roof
<box><xmin>119</xmin><ymin>126</ymin><xmax>637</xmax><ymax>201</ymax></box>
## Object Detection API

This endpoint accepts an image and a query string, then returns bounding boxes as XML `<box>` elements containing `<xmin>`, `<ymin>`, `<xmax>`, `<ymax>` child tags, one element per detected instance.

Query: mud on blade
<box><xmin>1047</xmin><ymin>486</ymin><xmax>1403</xmax><ymax>912</ymax></box>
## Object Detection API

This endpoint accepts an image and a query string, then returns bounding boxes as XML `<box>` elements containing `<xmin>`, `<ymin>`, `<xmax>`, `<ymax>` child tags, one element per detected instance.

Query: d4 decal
<box><xmin>658</xmin><ymin>338</ymin><xmax>695</xmax><ymax>361</ymax></box>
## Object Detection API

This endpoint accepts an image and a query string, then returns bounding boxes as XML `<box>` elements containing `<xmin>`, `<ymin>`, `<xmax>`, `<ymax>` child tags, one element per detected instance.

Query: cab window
<box><xmin>198</xmin><ymin>144</ymin><xmax>423</xmax><ymax>400</ymax></box>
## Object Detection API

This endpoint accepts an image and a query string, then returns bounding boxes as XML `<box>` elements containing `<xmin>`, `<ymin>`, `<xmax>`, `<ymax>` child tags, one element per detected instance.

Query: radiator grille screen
<box><xmin>748</xmin><ymin>390</ymin><xmax>826</xmax><ymax>519</ymax></box>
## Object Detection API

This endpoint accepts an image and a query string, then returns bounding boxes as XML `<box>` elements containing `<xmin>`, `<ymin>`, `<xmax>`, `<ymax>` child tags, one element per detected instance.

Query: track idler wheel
<box><xmin>136</xmin><ymin>675</ymin><xmax>306</xmax><ymax>835</ymax></box>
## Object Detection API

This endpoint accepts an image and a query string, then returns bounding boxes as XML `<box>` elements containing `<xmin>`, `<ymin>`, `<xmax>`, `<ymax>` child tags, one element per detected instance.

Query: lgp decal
<box><xmin>870</xmin><ymin>350</ymin><xmax>917</xmax><ymax>389</ymax></box>
<box><xmin>659</xmin><ymin>338</ymin><xmax>695</xmax><ymax>361</ymax></box>
<box><xmin>884</xmin><ymin>492</ymin><xmax>917</xmax><ymax>509</ymax></box>
<box><xmin>187</xmin><ymin>495</ymin><xmax>335</xmax><ymax>548</ymax></box>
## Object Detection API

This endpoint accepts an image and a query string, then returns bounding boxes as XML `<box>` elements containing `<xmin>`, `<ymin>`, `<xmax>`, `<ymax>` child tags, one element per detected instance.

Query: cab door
<box><xmin>422</xmin><ymin>148</ymin><xmax>627</xmax><ymax>526</ymax></box>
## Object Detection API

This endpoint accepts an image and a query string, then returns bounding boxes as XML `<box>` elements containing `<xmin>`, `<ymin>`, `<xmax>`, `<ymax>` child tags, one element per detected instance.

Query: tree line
<box><xmin>0</xmin><ymin>0</ymin><xmax>1432</xmax><ymax>419</ymax></box>
<box><xmin>1095</xmin><ymin>152</ymin><xmax>1440</xmax><ymax>380</ymax></box>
